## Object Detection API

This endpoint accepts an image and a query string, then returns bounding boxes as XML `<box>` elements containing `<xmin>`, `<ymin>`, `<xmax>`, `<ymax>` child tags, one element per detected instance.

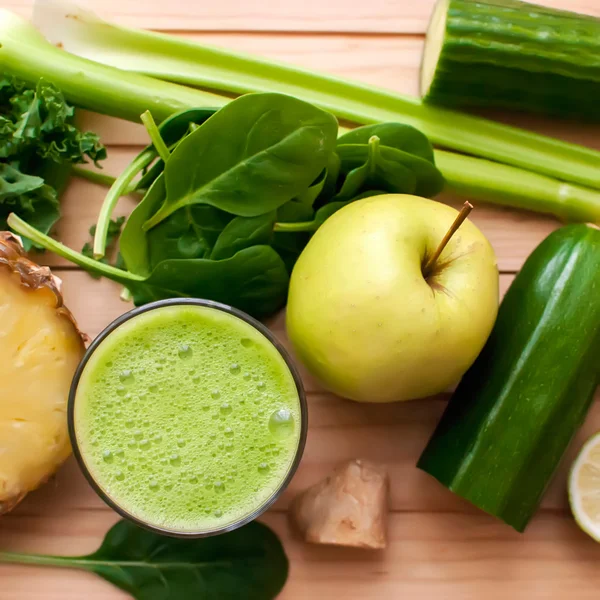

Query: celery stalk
<box><xmin>32</xmin><ymin>0</ymin><xmax>600</xmax><ymax>191</ymax></box>
<box><xmin>3</xmin><ymin>6</ymin><xmax>600</xmax><ymax>225</ymax></box>
<box><xmin>434</xmin><ymin>151</ymin><xmax>600</xmax><ymax>223</ymax></box>
<box><xmin>0</xmin><ymin>9</ymin><xmax>225</xmax><ymax>123</ymax></box>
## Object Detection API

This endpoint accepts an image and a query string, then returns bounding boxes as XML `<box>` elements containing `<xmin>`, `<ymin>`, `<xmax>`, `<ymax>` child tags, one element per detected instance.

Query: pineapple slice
<box><xmin>0</xmin><ymin>232</ymin><xmax>85</xmax><ymax>514</ymax></box>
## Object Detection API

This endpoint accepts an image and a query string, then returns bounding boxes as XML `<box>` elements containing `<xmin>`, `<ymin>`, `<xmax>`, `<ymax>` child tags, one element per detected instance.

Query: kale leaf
<box><xmin>0</xmin><ymin>77</ymin><xmax>105</xmax><ymax>247</ymax></box>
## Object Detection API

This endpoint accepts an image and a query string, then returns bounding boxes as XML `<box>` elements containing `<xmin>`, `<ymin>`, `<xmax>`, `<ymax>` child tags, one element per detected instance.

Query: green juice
<box><xmin>73</xmin><ymin>303</ymin><xmax>303</xmax><ymax>534</ymax></box>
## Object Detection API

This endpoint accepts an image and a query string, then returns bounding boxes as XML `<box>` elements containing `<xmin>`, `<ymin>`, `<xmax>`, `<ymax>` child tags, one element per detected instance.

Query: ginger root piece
<box><xmin>290</xmin><ymin>459</ymin><xmax>389</xmax><ymax>549</ymax></box>
<box><xmin>0</xmin><ymin>233</ymin><xmax>86</xmax><ymax>514</ymax></box>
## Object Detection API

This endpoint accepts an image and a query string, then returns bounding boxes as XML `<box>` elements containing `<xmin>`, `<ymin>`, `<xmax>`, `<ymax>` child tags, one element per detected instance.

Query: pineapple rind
<box><xmin>0</xmin><ymin>232</ymin><xmax>85</xmax><ymax>514</ymax></box>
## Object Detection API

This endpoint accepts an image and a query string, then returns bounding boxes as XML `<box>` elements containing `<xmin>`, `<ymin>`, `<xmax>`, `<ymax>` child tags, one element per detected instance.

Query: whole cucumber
<box><xmin>418</xmin><ymin>223</ymin><xmax>600</xmax><ymax>531</ymax></box>
<box><xmin>421</xmin><ymin>0</ymin><xmax>600</xmax><ymax>121</ymax></box>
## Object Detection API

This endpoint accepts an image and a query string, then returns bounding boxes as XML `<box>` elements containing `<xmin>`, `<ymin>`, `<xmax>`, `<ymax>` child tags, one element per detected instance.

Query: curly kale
<box><xmin>0</xmin><ymin>77</ymin><xmax>105</xmax><ymax>248</ymax></box>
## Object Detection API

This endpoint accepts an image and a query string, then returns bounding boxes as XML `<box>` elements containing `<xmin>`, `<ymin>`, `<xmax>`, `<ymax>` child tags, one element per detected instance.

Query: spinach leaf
<box><xmin>129</xmin><ymin>245</ymin><xmax>289</xmax><ymax>318</ymax></box>
<box><xmin>144</xmin><ymin>93</ymin><xmax>338</xmax><ymax>229</ymax></box>
<box><xmin>114</xmin><ymin>171</ymin><xmax>287</xmax><ymax>317</ymax></box>
<box><xmin>92</xmin><ymin>108</ymin><xmax>218</xmax><ymax>260</ymax></box>
<box><xmin>148</xmin><ymin>205</ymin><xmax>233</xmax><ymax>264</ymax></box>
<box><xmin>272</xmin><ymin>201</ymin><xmax>314</xmax><ymax>272</ymax></box>
<box><xmin>133</xmin><ymin>108</ymin><xmax>218</xmax><ymax>192</ymax></box>
<box><xmin>211</xmin><ymin>213</ymin><xmax>276</xmax><ymax>261</ymax></box>
<box><xmin>316</xmin><ymin>152</ymin><xmax>341</xmax><ymax>207</ymax></box>
<box><xmin>336</xmin><ymin>122</ymin><xmax>435</xmax><ymax>163</ymax></box>
<box><xmin>120</xmin><ymin>174</ymin><xmax>234</xmax><ymax>273</ymax></box>
<box><xmin>334</xmin><ymin>123</ymin><xmax>444</xmax><ymax>199</ymax></box>
<box><xmin>273</xmin><ymin>191</ymin><xmax>387</xmax><ymax>235</ymax></box>
<box><xmin>294</xmin><ymin>168</ymin><xmax>327</xmax><ymax>207</ymax></box>
<box><xmin>0</xmin><ymin>520</ymin><xmax>288</xmax><ymax>600</ymax></box>
<box><xmin>311</xmin><ymin>190</ymin><xmax>384</xmax><ymax>226</ymax></box>
<box><xmin>120</xmin><ymin>175</ymin><xmax>168</xmax><ymax>276</ymax></box>
<box><xmin>336</xmin><ymin>137</ymin><xmax>444</xmax><ymax>199</ymax></box>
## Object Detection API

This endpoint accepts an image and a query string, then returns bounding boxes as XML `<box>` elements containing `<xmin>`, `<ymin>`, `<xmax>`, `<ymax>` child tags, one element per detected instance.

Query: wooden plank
<box><xmin>11</xmin><ymin>388</ymin><xmax>600</xmax><ymax>517</ymax></box>
<box><xmin>4</xmin><ymin>3</ymin><xmax>600</xmax><ymax>598</ymax></box>
<box><xmin>4</xmin><ymin>270</ymin><xmax>592</xmax><ymax>517</ymax></box>
<box><xmin>9</xmin><ymin>0</ymin><xmax>600</xmax><ymax>33</ymax></box>
<box><xmin>2</xmin><ymin>510</ymin><xmax>600</xmax><ymax>599</ymax></box>
<box><xmin>42</xmin><ymin>147</ymin><xmax>560</xmax><ymax>273</ymax></box>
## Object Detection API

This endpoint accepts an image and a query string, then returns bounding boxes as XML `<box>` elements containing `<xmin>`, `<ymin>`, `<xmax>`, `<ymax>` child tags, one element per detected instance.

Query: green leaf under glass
<box><xmin>0</xmin><ymin>519</ymin><xmax>289</xmax><ymax>600</ymax></box>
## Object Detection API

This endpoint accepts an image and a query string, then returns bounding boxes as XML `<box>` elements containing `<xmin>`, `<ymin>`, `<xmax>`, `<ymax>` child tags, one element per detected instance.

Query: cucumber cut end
<box><xmin>420</xmin><ymin>0</ymin><xmax>449</xmax><ymax>98</ymax></box>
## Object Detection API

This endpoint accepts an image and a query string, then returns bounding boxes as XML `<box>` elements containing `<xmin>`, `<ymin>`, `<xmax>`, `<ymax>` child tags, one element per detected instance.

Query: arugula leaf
<box><xmin>0</xmin><ymin>520</ymin><xmax>288</xmax><ymax>600</ymax></box>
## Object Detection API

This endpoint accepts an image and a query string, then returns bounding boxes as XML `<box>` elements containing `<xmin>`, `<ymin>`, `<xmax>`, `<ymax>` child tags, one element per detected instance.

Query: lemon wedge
<box><xmin>569</xmin><ymin>433</ymin><xmax>600</xmax><ymax>542</ymax></box>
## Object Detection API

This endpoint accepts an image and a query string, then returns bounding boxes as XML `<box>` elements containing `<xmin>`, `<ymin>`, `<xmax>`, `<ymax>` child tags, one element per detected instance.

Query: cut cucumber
<box><xmin>418</xmin><ymin>223</ymin><xmax>600</xmax><ymax>532</ymax></box>
<box><xmin>421</xmin><ymin>0</ymin><xmax>600</xmax><ymax>120</ymax></box>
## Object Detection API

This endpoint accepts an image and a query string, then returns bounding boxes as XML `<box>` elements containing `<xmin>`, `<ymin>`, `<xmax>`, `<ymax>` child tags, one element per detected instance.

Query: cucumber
<box><xmin>417</xmin><ymin>223</ymin><xmax>600</xmax><ymax>532</ymax></box>
<box><xmin>421</xmin><ymin>0</ymin><xmax>600</xmax><ymax>120</ymax></box>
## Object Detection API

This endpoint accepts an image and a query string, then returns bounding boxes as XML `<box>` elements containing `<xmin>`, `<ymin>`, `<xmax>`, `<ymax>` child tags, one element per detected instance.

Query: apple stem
<box><xmin>423</xmin><ymin>201</ymin><xmax>474</xmax><ymax>276</ymax></box>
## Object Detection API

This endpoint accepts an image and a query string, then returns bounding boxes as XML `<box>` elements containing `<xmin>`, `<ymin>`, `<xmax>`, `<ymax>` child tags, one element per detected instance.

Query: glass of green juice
<box><xmin>69</xmin><ymin>299</ymin><xmax>306</xmax><ymax>537</ymax></box>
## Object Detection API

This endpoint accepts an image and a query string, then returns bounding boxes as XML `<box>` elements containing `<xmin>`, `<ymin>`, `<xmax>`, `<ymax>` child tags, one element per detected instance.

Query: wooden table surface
<box><xmin>3</xmin><ymin>1</ymin><xmax>600</xmax><ymax>598</ymax></box>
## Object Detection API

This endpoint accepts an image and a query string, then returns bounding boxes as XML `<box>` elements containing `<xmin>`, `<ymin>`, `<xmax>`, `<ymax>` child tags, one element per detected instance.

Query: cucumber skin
<box><xmin>423</xmin><ymin>0</ymin><xmax>600</xmax><ymax>120</ymax></box>
<box><xmin>417</xmin><ymin>224</ymin><xmax>600</xmax><ymax>532</ymax></box>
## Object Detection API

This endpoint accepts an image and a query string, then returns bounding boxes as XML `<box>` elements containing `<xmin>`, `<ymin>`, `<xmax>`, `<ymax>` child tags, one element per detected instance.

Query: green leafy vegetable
<box><xmin>0</xmin><ymin>519</ymin><xmax>288</xmax><ymax>600</ymax></box>
<box><xmin>0</xmin><ymin>77</ymin><xmax>104</xmax><ymax>166</ymax></box>
<box><xmin>274</xmin><ymin>123</ymin><xmax>444</xmax><ymax>233</ymax></box>
<box><xmin>93</xmin><ymin>107</ymin><xmax>219</xmax><ymax>258</ymax></box>
<box><xmin>294</xmin><ymin>168</ymin><xmax>328</xmax><ymax>207</ymax></box>
<box><xmin>0</xmin><ymin>163</ymin><xmax>59</xmax><ymax>244</ymax></box>
<box><xmin>336</xmin><ymin>140</ymin><xmax>443</xmax><ymax>199</ymax></box>
<box><xmin>211</xmin><ymin>213</ymin><xmax>276</xmax><ymax>261</ymax></box>
<box><xmin>81</xmin><ymin>216</ymin><xmax>125</xmax><ymax>278</ymax></box>
<box><xmin>0</xmin><ymin>76</ymin><xmax>105</xmax><ymax>246</ymax></box>
<box><xmin>334</xmin><ymin>124</ymin><xmax>444</xmax><ymax>199</ymax></box>
<box><xmin>143</xmin><ymin>93</ymin><xmax>338</xmax><ymax>230</ymax></box>
<box><xmin>336</xmin><ymin>122</ymin><xmax>435</xmax><ymax>161</ymax></box>
<box><xmin>11</xmin><ymin>214</ymin><xmax>290</xmax><ymax>318</ymax></box>
<box><xmin>9</xmin><ymin>93</ymin><xmax>447</xmax><ymax>317</ymax></box>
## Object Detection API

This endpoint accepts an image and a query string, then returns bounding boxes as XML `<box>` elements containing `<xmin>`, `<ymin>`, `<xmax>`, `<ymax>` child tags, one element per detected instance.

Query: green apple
<box><xmin>286</xmin><ymin>194</ymin><xmax>499</xmax><ymax>403</ymax></box>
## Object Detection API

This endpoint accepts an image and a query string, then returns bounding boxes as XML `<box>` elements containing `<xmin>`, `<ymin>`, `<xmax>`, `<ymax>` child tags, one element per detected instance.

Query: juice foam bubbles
<box><xmin>74</xmin><ymin>304</ymin><xmax>302</xmax><ymax>533</ymax></box>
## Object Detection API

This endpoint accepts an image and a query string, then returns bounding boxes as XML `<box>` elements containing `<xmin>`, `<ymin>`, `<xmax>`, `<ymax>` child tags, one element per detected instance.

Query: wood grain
<box><xmin>2</xmin><ymin>0</ymin><xmax>600</xmax><ymax>598</ymax></box>
<box><xmin>2</xmin><ymin>510</ymin><xmax>600</xmax><ymax>600</ymax></box>
<box><xmin>9</xmin><ymin>0</ymin><xmax>600</xmax><ymax>32</ymax></box>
